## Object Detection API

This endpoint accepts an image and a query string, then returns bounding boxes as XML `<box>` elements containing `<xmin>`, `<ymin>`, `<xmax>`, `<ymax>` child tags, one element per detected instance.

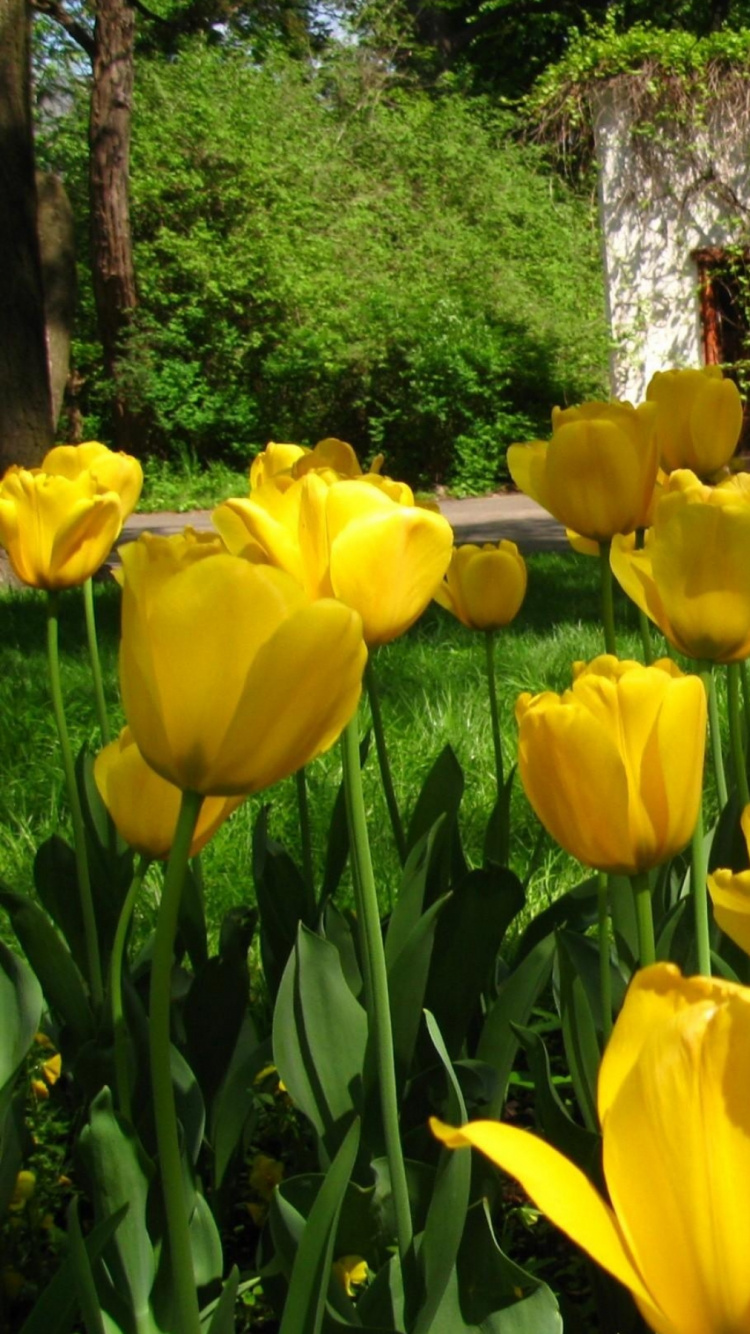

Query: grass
<box><xmin>139</xmin><ymin>456</ymin><xmax>249</xmax><ymax>513</ymax></box>
<box><xmin>0</xmin><ymin>550</ymin><xmax>660</xmax><ymax>949</ymax></box>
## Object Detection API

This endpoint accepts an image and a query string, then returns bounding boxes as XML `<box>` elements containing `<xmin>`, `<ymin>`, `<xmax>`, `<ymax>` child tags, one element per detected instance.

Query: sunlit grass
<box><xmin>0</xmin><ymin>551</ymin><xmax>682</xmax><ymax>947</ymax></box>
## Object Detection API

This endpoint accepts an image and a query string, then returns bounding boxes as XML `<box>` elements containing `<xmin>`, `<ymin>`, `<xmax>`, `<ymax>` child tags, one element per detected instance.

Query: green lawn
<box><xmin>0</xmin><ymin>549</ymin><xmax>672</xmax><ymax>946</ymax></box>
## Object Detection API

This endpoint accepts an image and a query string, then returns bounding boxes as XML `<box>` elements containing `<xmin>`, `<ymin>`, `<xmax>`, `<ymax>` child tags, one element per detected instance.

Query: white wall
<box><xmin>594</xmin><ymin>87</ymin><xmax>750</xmax><ymax>404</ymax></box>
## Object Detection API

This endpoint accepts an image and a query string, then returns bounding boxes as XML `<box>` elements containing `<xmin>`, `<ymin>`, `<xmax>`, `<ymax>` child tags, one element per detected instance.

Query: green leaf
<box><xmin>184</xmin><ymin>924</ymin><xmax>251</xmax><ymax>1110</ymax></box>
<box><xmin>273</xmin><ymin>925</ymin><xmax>367</xmax><ymax>1161</ymax></box>
<box><xmin>171</xmin><ymin>1044</ymin><xmax>206</xmax><ymax>1167</ymax></box>
<box><xmin>18</xmin><ymin>1206</ymin><xmax>128</xmax><ymax>1334</ymax></box>
<box><xmin>608</xmin><ymin>874</ymin><xmax>638</xmax><ymax>975</ymax></box>
<box><xmin>203</xmin><ymin>1267</ymin><xmax>239</xmax><ymax>1333</ymax></box>
<box><xmin>277</xmin><ymin>1117</ymin><xmax>361</xmax><ymax>1334</ymax></box>
<box><xmin>178</xmin><ymin>862</ymin><xmax>209</xmax><ymax>973</ymax></box>
<box><xmin>512</xmin><ymin>1024</ymin><xmax>600</xmax><ymax>1178</ymax></box>
<box><xmin>323</xmin><ymin>904</ymin><xmax>363</xmax><ymax>1001</ymax></box>
<box><xmin>555</xmin><ymin>933</ymin><xmax>600</xmax><ymax>1132</ymax></box>
<box><xmin>0</xmin><ymin>885</ymin><xmax>94</xmax><ymax>1047</ymax></box>
<box><xmin>0</xmin><ymin>940</ymin><xmax>42</xmax><ymax>1098</ymax></box>
<box><xmin>254</xmin><ymin>805</ymin><xmax>316</xmax><ymax>1002</ymax></box>
<box><xmin>210</xmin><ymin>1019</ymin><xmax>266</xmax><ymax>1191</ymax></box>
<box><xmin>67</xmin><ymin>1199</ymin><xmax>107</xmax><ymax>1334</ymax></box>
<box><xmin>33</xmin><ymin>837</ymin><xmax>88</xmax><ymax>976</ymax></box>
<box><xmin>482</xmin><ymin>765</ymin><xmax>515</xmax><ymax>869</ymax></box>
<box><xmin>77</xmin><ymin>1087</ymin><xmax>156</xmax><ymax>1329</ymax></box>
<box><xmin>406</xmin><ymin>746</ymin><xmax>467</xmax><ymax>903</ymax></box>
<box><xmin>514</xmin><ymin>877</ymin><xmax>598</xmax><ymax>961</ymax></box>
<box><xmin>189</xmin><ymin>1186</ymin><xmax>224</xmax><ymax>1287</ymax></box>
<box><xmin>477</xmin><ymin>934</ymin><xmax>556</xmax><ymax>1116</ymax></box>
<box><xmin>321</xmin><ymin>732</ymin><xmax>370</xmax><ymax>905</ymax></box>
<box><xmin>388</xmin><ymin>894</ymin><xmax>448</xmax><ymax>1095</ymax></box>
<box><xmin>554</xmin><ymin>930</ymin><xmax>626</xmax><ymax>1035</ymax></box>
<box><xmin>455</xmin><ymin>1199</ymin><xmax>562</xmax><ymax>1333</ymax></box>
<box><xmin>424</xmin><ymin>866</ymin><xmax>523</xmax><ymax>1057</ymax></box>
<box><xmin>385</xmin><ymin>819</ymin><xmax>444</xmax><ymax>970</ymax></box>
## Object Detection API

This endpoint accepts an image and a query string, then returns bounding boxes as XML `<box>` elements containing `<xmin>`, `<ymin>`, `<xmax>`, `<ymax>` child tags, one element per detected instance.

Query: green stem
<box><xmin>341</xmin><ymin>716</ymin><xmax>413</xmax><ymax>1266</ymax></box>
<box><xmin>365</xmin><ymin>657</ymin><xmax>407</xmax><ymax>866</ymax></box>
<box><xmin>596</xmin><ymin>872</ymin><xmax>612</xmax><ymax>1042</ymax></box>
<box><xmin>484</xmin><ymin>630</ymin><xmax>505</xmax><ymax>794</ymax></box>
<box><xmin>598</xmin><ymin>541</ymin><xmax>617</xmax><ymax>656</ymax></box>
<box><xmin>110</xmin><ymin>855</ymin><xmax>150</xmax><ymax>1122</ymax></box>
<box><xmin>707</xmin><ymin>669</ymin><xmax>728</xmax><ymax>809</ymax></box>
<box><xmin>741</xmin><ymin>660</ymin><xmax>750</xmax><ymax>748</ymax></box>
<box><xmin>630</xmin><ymin>872</ymin><xmax>656</xmax><ymax>968</ymax></box>
<box><xmin>46</xmin><ymin>593</ymin><xmax>103</xmax><ymax>1009</ymax></box>
<box><xmin>82</xmin><ymin>577</ymin><xmax>111</xmax><ymax>746</ymax></box>
<box><xmin>295</xmin><ymin>767</ymin><xmax>316</xmax><ymax>914</ymax></box>
<box><xmin>692</xmin><ymin>667</ymin><xmax>712</xmax><ymax>977</ymax></box>
<box><xmin>728</xmin><ymin>663</ymin><xmax>750</xmax><ymax>807</ymax></box>
<box><xmin>149</xmin><ymin>789</ymin><xmax>204</xmax><ymax>1334</ymax></box>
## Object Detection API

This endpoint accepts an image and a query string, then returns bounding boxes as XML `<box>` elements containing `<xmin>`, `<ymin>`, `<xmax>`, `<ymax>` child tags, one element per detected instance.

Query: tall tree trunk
<box><xmin>89</xmin><ymin>0</ymin><xmax>137</xmax><ymax>450</ymax></box>
<box><xmin>0</xmin><ymin>0</ymin><xmax>54</xmax><ymax>471</ymax></box>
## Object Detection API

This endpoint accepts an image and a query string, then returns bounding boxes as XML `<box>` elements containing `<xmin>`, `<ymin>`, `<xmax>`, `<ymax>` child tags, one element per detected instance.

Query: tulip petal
<box><xmin>610</xmin><ymin>538</ymin><xmax>674</xmax><ymax>641</ymax></box>
<box><xmin>604</xmin><ymin>988</ymin><xmax>750</xmax><ymax>1333</ymax></box>
<box><xmin>212</xmin><ymin>599</ymin><xmax>366</xmax><ymax>793</ymax></box>
<box><xmin>545</xmin><ymin>420</ymin><xmax>653</xmax><ymax>540</ymax></box>
<box><xmin>507</xmin><ymin>441</ymin><xmax>550</xmax><ymax>512</ymax></box>
<box><xmin>689</xmin><ymin>376</ymin><xmax>743</xmax><ymax>475</ymax></box>
<box><xmin>213</xmin><ymin>494</ymin><xmax>306</xmax><ymax>589</ymax></box>
<box><xmin>652</xmin><ymin>497</ymin><xmax>750</xmax><ymax>661</ymax></box>
<box><xmin>708</xmin><ymin>868</ymin><xmax>750</xmax><ymax>957</ymax></box>
<box><xmin>49</xmin><ymin>494</ymin><xmax>122</xmax><ymax>588</ymax></box>
<box><xmin>429</xmin><ymin>1118</ymin><xmax>656</xmax><ymax>1311</ymax></box>
<box><xmin>457</xmin><ymin>546</ymin><xmax>527</xmax><ymax>629</ymax></box>
<box><xmin>330</xmin><ymin>507</ymin><xmax>452</xmax><ymax>646</ymax></box>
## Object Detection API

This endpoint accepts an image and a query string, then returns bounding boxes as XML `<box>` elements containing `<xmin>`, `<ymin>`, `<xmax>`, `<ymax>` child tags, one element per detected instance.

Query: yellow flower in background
<box><xmin>118</xmin><ymin>532</ymin><xmax>366</xmax><ymax>795</ymax></box>
<box><xmin>646</xmin><ymin>365</ymin><xmax>743</xmax><ymax>476</ymax></box>
<box><xmin>94</xmin><ymin>727</ymin><xmax>242</xmax><ymax>859</ymax></box>
<box><xmin>42</xmin><ymin>441</ymin><xmax>143</xmax><ymax>519</ymax></box>
<box><xmin>9</xmin><ymin>1172</ymin><xmax>36</xmax><ymax>1212</ymax></box>
<box><xmin>611</xmin><ymin>468</ymin><xmax>750</xmax><ymax>662</ymax></box>
<box><xmin>434</xmin><ymin>541</ymin><xmax>527</xmax><ymax>630</ymax></box>
<box><xmin>332</xmin><ymin>1256</ymin><xmax>369</xmax><ymax>1298</ymax></box>
<box><xmin>432</xmin><ymin>962</ymin><xmax>750</xmax><ymax>1334</ymax></box>
<box><xmin>516</xmin><ymin>655</ymin><xmax>706</xmax><ymax>875</ymax></box>
<box><xmin>249</xmin><ymin>437</ymin><xmax>378</xmax><ymax>490</ymax></box>
<box><xmin>0</xmin><ymin>468</ymin><xmax>122</xmax><ymax>589</ymax></box>
<box><xmin>507</xmin><ymin>400</ymin><xmax>658</xmax><ymax>543</ymax></box>
<box><xmin>214</xmin><ymin>473</ymin><xmax>453</xmax><ymax>647</ymax></box>
<box><xmin>249</xmin><ymin>442</ymin><xmax>308</xmax><ymax>489</ymax></box>
<box><xmin>248</xmin><ymin>1154</ymin><xmax>284</xmax><ymax>1202</ymax></box>
<box><xmin>708</xmin><ymin>805</ymin><xmax>750</xmax><ymax>956</ymax></box>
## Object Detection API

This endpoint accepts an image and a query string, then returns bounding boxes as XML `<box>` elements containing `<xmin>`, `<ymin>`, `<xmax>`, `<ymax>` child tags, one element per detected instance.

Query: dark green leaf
<box><xmin>18</xmin><ymin>1206</ymin><xmax>128</xmax><ymax>1334</ymax></box>
<box><xmin>0</xmin><ymin>940</ymin><xmax>42</xmax><ymax>1097</ymax></box>
<box><xmin>0</xmin><ymin>886</ymin><xmax>94</xmax><ymax>1046</ymax></box>
<box><xmin>477</xmin><ymin>934</ymin><xmax>556</xmax><ymax>1116</ymax></box>
<box><xmin>482</xmin><ymin>765</ymin><xmax>515</xmax><ymax>869</ymax></box>
<box><xmin>67</xmin><ymin>1199</ymin><xmax>107</xmax><ymax>1334</ymax></box>
<box><xmin>512</xmin><ymin>1024</ymin><xmax>600</xmax><ymax>1178</ymax></box>
<box><xmin>406</xmin><ymin>746</ymin><xmax>467</xmax><ymax>903</ymax></box>
<box><xmin>321</xmin><ymin>731</ymin><xmax>370</xmax><ymax>904</ymax></box>
<box><xmin>385</xmin><ymin>819</ymin><xmax>444</xmax><ymax>970</ymax></box>
<box><xmin>555</xmin><ymin>930</ymin><xmax>626</xmax><ymax>1036</ymax></box>
<box><xmin>388</xmin><ymin>894</ymin><xmax>448</xmax><ymax>1095</ymax></box>
<box><xmin>555</xmin><ymin>933</ymin><xmax>600</xmax><ymax>1132</ymax></box>
<box><xmin>184</xmin><ymin>934</ymin><xmax>250</xmax><ymax>1110</ymax></box>
<box><xmin>254</xmin><ymin>805</ymin><xmax>316</xmax><ymax>1002</ymax></box>
<box><xmin>514</xmin><ymin>877</ymin><xmax>598</xmax><ymax>961</ymax></box>
<box><xmin>177</xmin><ymin>862</ymin><xmax>209</xmax><ymax>973</ymax></box>
<box><xmin>204</xmin><ymin>1267</ymin><xmax>239</xmax><ymax>1334</ymax></box>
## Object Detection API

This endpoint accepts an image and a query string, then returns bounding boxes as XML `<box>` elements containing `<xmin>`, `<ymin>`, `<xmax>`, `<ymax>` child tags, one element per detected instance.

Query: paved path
<box><xmin>119</xmin><ymin>492</ymin><xmax>568</xmax><ymax>555</ymax></box>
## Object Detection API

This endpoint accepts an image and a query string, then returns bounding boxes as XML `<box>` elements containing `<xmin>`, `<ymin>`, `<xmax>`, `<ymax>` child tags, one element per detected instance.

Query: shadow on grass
<box><xmin>0</xmin><ymin>579</ymin><xmax>122</xmax><ymax>658</ymax></box>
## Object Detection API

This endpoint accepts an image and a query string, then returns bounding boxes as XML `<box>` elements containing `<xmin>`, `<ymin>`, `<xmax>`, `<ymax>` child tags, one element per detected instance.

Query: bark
<box><xmin>89</xmin><ymin>0</ymin><xmax>138</xmax><ymax>450</ymax></box>
<box><xmin>0</xmin><ymin>0</ymin><xmax>54</xmax><ymax>470</ymax></box>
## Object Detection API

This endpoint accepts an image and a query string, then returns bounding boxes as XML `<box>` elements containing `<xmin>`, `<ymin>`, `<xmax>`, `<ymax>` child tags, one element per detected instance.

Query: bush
<box><xmin>37</xmin><ymin>39</ymin><xmax>609</xmax><ymax>491</ymax></box>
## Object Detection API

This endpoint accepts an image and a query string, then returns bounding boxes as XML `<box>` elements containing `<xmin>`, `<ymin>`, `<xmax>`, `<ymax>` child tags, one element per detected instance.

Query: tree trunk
<box><xmin>0</xmin><ymin>0</ymin><xmax>54</xmax><ymax>471</ymax></box>
<box><xmin>89</xmin><ymin>0</ymin><xmax>137</xmax><ymax>450</ymax></box>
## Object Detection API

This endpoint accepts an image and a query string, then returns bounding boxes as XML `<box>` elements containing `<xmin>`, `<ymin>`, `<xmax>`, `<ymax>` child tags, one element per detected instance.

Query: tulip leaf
<box><xmin>210</xmin><ymin>1019</ymin><xmax>266</xmax><ymax>1192</ymax></box>
<box><xmin>204</xmin><ymin>1266</ymin><xmax>239</xmax><ymax>1334</ymax></box>
<box><xmin>0</xmin><ymin>1090</ymin><xmax>26</xmax><ymax>1217</ymax></box>
<box><xmin>482</xmin><ymin>766</ymin><xmax>515</xmax><ymax>870</ymax></box>
<box><xmin>514</xmin><ymin>877</ymin><xmax>598</xmax><ymax>962</ymax></box>
<box><xmin>554</xmin><ymin>934</ymin><xmax>600</xmax><ymax>1133</ymax></box>
<box><xmin>189</xmin><ymin>1185</ymin><xmax>224</xmax><ymax>1286</ymax></box>
<box><xmin>0</xmin><ymin>885</ymin><xmax>95</xmax><ymax>1047</ymax></box>
<box><xmin>277</xmin><ymin>1117</ymin><xmax>361</xmax><ymax>1334</ymax></box>
<box><xmin>608</xmin><ymin>874</ymin><xmax>638</xmax><ymax>976</ymax></box>
<box><xmin>254</xmin><ymin>805</ymin><xmax>316</xmax><ymax>1002</ymax></box>
<box><xmin>385</xmin><ymin>819</ymin><xmax>444</xmax><ymax>969</ymax></box>
<box><xmin>273</xmin><ymin>925</ymin><xmax>367</xmax><ymax>1162</ymax></box>
<box><xmin>66</xmin><ymin>1198</ymin><xmax>107</xmax><ymax>1334</ymax></box>
<box><xmin>76</xmin><ymin>1087</ymin><xmax>156</xmax><ymax>1329</ymax></box>
<box><xmin>554</xmin><ymin>930</ymin><xmax>627</xmax><ymax>1035</ymax></box>
<box><xmin>512</xmin><ymin>1023</ymin><xmax>601</xmax><ymax>1180</ymax></box>
<box><xmin>323</xmin><ymin>904</ymin><xmax>363</xmax><ymax>1000</ymax></box>
<box><xmin>406</xmin><ymin>745</ymin><xmax>467</xmax><ymax>904</ymax></box>
<box><xmin>177</xmin><ymin>861</ymin><xmax>209</xmax><ymax>973</ymax></box>
<box><xmin>183</xmin><ymin>918</ymin><xmax>252</xmax><ymax>1111</ymax></box>
<box><xmin>321</xmin><ymin>731</ymin><xmax>370</xmax><ymax>905</ymax></box>
<box><xmin>171</xmin><ymin>1043</ymin><xmax>206</xmax><ymax>1166</ymax></box>
<box><xmin>75</xmin><ymin>747</ymin><xmax>134</xmax><ymax>956</ymax></box>
<box><xmin>33</xmin><ymin>836</ymin><xmax>88</xmax><ymax>976</ymax></box>
<box><xmin>272</xmin><ymin>1173</ymin><xmax>385</xmax><ymax>1279</ymax></box>
<box><xmin>450</xmin><ymin>1198</ymin><xmax>562</xmax><ymax>1333</ymax></box>
<box><xmin>477</xmin><ymin>933</ymin><xmax>556</xmax><ymax>1117</ymax></box>
<box><xmin>423</xmin><ymin>866</ymin><xmax>524</xmax><ymax>1058</ymax></box>
<box><xmin>0</xmin><ymin>940</ymin><xmax>42</xmax><ymax>1100</ymax></box>
<box><xmin>18</xmin><ymin>1205</ymin><xmax>128</xmax><ymax>1334</ymax></box>
<box><xmin>411</xmin><ymin>1011</ymin><xmax>471</xmax><ymax>1334</ymax></box>
<box><xmin>388</xmin><ymin>894</ymin><xmax>448</xmax><ymax>1096</ymax></box>
<box><xmin>707</xmin><ymin>789</ymin><xmax>748</xmax><ymax>873</ymax></box>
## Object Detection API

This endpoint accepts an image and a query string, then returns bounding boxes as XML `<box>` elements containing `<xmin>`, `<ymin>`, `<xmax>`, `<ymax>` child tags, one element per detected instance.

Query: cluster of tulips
<box><xmin>2</xmin><ymin>364</ymin><xmax>750</xmax><ymax>1334</ymax></box>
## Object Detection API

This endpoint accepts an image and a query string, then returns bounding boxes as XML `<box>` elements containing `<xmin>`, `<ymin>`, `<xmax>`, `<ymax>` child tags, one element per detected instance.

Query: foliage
<box><xmin>36</xmin><ymin>40</ymin><xmax>608</xmax><ymax>493</ymax></box>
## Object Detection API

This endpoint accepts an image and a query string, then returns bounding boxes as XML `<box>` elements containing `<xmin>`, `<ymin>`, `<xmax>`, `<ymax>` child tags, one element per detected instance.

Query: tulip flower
<box><xmin>118</xmin><ymin>531</ymin><xmax>367</xmax><ymax>795</ymax></box>
<box><xmin>611</xmin><ymin>468</ymin><xmax>750</xmax><ymax>662</ymax></box>
<box><xmin>646</xmin><ymin>365</ymin><xmax>743</xmax><ymax>476</ymax></box>
<box><xmin>432</xmin><ymin>961</ymin><xmax>750</xmax><ymax>1334</ymax></box>
<box><xmin>95</xmin><ymin>727</ymin><xmax>242</xmax><ymax>859</ymax></box>
<box><xmin>708</xmin><ymin>804</ymin><xmax>750</xmax><ymax>956</ymax></box>
<box><xmin>0</xmin><ymin>466</ymin><xmax>122</xmax><ymax>589</ymax></box>
<box><xmin>507</xmin><ymin>399</ymin><xmax>658</xmax><ymax>543</ymax></box>
<box><xmin>213</xmin><ymin>472</ymin><xmax>453</xmax><ymax>647</ymax></box>
<box><xmin>42</xmin><ymin>441</ymin><xmax>143</xmax><ymax>519</ymax></box>
<box><xmin>249</xmin><ymin>437</ymin><xmax>375</xmax><ymax>490</ymax></box>
<box><xmin>434</xmin><ymin>541</ymin><xmax>527</xmax><ymax>630</ymax></box>
<box><xmin>516</xmin><ymin>655</ymin><xmax>706</xmax><ymax>875</ymax></box>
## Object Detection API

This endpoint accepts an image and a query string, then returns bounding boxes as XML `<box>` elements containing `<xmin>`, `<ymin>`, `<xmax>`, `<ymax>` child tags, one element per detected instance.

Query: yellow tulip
<box><xmin>249</xmin><ymin>442</ymin><xmax>308</xmax><ymax>490</ymax></box>
<box><xmin>213</xmin><ymin>473</ymin><xmax>453</xmax><ymax>647</ymax></box>
<box><xmin>646</xmin><ymin>365</ymin><xmax>743</xmax><ymax>476</ymax></box>
<box><xmin>432</xmin><ymin>961</ymin><xmax>750</xmax><ymax>1334</ymax></box>
<box><xmin>507</xmin><ymin>400</ymin><xmax>658</xmax><ymax>543</ymax></box>
<box><xmin>249</xmin><ymin>437</ymin><xmax>366</xmax><ymax>491</ymax></box>
<box><xmin>42</xmin><ymin>441</ymin><xmax>143</xmax><ymax>520</ymax></box>
<box><xmin>611</xmin><ymin>468</ymin><xmax>750</xmax><ymax>662</ymax></box>
<box><xmin>94</xmin><ymin>727</ymin><xmax>242</xmax><ymax>859</ymax></box>
<box><xmin>516</xmin><ymin>655</ymin><xmax>706</xmax><ymax>875</ymax></box>
<box><xmin>0</xmin><ymin>467</ymin><xmax>122</xmax><ymax>589</ymax></box>
<box><xmin>434</xmin><ymin>541</ymin><xmax>527</xmax><ymax>630</ymax></box>
<box><xmin>708</xmin><ymin>805</ymin><xmax>750</xmax><ymax>956</ymax></box>
<box><xmin>118</xmin><ymin>532</ymin><xmax>366</xmax><ymax>795</ymax></box>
